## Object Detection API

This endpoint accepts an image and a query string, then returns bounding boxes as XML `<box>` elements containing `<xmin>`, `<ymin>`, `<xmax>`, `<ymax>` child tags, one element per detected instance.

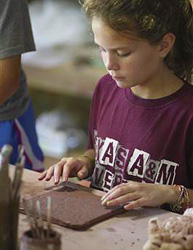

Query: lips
<box><xmin>112</xmin><ymin>76</ymin><xmax>125</xmax><ymax>81</ymax></box>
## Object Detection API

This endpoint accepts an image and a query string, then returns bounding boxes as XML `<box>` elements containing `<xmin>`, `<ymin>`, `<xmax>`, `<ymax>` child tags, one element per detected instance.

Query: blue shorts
<box><xmin>0</xmin><ymin>99</ymin><xmax>44</xmax><ymax>171</ymax></box>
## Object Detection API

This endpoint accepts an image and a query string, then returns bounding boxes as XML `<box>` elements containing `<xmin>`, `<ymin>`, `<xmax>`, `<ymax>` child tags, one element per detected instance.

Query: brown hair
<box><xmin>80</xmin><ymin>0</ymin><xmax>193</xmax><ymax>81</ymax></box>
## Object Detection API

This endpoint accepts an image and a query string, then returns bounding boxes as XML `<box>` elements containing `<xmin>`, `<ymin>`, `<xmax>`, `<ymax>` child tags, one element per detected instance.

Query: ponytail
<box><xmin>166</xmin><ymin>0</ymin><xmax>193</xmax><ymax>81</ymax></box>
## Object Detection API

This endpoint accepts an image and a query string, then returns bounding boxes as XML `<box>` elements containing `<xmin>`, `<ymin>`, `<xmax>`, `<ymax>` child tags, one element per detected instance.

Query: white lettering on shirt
<box><xmin>127</xmin><ymin>149</ymin><xmax>150</xmax><ymax>177</ymax></box>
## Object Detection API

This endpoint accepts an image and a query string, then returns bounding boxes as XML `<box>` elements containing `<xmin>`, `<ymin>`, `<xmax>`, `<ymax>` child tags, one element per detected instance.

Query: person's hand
<box><xmin>38</xmin><ymin>156</ymin><xmax>91</xmax><ymax>184</ymax></box>
<box><xmin>101</xmin><ymin>181</ymin><xmax>177</xmax><ymax>210</ymax></box>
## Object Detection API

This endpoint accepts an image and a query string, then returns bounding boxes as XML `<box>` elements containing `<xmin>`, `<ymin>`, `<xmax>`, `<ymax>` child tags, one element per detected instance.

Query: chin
<box><xmin>116</xmin><ymin>80</ymin><xmax>133</xmax><ymax>89</ymax></box>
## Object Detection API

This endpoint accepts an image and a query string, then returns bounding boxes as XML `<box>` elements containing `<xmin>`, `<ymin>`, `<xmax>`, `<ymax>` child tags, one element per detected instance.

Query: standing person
<box><xmin>39</xmin><ymin>0</ymin><xmax>193</xmax><ymax>213</ymax></box>
<box><xmin>0</xmin><ymin>0</ymin><xmax>44</xmax><ymax>171</ymax></box>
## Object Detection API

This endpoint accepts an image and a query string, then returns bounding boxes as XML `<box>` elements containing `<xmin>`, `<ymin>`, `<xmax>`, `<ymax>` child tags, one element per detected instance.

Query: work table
<box><xmin>10</xmin><ymin>167</ymin><xmax>180</xmax><ymax>250</ymax></box>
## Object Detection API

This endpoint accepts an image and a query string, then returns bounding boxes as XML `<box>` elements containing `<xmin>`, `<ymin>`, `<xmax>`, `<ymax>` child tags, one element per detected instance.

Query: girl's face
<box><xmin>92</xmin><ymin>17</ymin><xmax>164</xmax><ymax>90</ymax></box>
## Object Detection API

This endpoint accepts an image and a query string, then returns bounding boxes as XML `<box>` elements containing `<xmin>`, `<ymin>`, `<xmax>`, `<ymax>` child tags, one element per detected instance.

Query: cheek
<box><xmin>121</xmin><ymin>58</ymin><xmax>142</xmax><ymax>74</ymax></box>
<box><xmin>127</xmin><ymin>53</ymin><xmax>159</xmax><ymax>74</ymax></box>
<box><xmin>101</xmin><ymin>52</ymin><xmax>107</xmax><ymax>65</ymax></box>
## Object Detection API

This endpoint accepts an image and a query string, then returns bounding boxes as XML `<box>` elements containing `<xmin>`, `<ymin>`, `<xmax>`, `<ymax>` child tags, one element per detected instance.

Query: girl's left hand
<box><xmin>101</xmin><ymin>181</ymin><xmax>176</xmax><ymax>210</ymax></box>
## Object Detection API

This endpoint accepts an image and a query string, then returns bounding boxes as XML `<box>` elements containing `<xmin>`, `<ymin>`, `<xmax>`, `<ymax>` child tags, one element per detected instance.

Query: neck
<box><xmin>131</xmin><ymin>67</ymin><xmax>184</xmax><ymax>99</ymax></box>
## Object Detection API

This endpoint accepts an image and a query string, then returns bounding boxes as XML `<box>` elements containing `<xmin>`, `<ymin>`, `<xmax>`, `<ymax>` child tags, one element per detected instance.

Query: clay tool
<box><xmin>23</xmin><ymin>199</ymin><xmax>37</xmax><ymax>238</ymax></box>
<box><xmin>36</xmin><ymin>200</ymin><xmax>44</xmax><ymax>238</ymax></box>
<box><xmin>44</xmin><ymin>180</ymin><xmax>67</xmax><ymax>191</ymax></box>
<box><xmin>0</xmin><ymin>145</ymin><xmax>13</xmax><ymax>249</ymax></box>
<box><xmin>0</xmin><ymin>144</ymin><xmax>13</xmax><ymax>173</ymax></box>
<box><xmin>16</xmin><ymin>145</ymin><xmax>24</xmax><ymax>165</ymax></box>
<box><xmin>12</xmin><ymin>155</ymin><xmax>25</xmax><ymax>200</ymax></box>
<box><xmin>47</xmin><ymin>196</ymin><xmax>52</xmax><ymax>238</ymax></box>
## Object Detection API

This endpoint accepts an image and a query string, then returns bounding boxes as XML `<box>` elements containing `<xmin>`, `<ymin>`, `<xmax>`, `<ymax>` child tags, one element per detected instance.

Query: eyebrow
<box><xmin>95</xmin><ymin>42</ymin><xmax>131</xmax><ymax>51</ymax></box>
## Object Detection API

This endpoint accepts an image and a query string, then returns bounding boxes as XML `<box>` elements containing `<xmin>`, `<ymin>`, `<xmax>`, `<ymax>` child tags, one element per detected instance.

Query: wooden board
<box><xmin>21</xmin><ymin>182</ymin><xmax>125</xmax><ymax>230</ymax></box>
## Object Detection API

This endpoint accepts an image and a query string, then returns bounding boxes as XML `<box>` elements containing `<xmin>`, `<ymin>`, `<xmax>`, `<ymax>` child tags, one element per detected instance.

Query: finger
<box><xmin>104</xmin><ymin>192</ymin><xmax>140</xmax><ymax>207</ymax></box>
<box><xmin>43</xmin><ymin>166</ymin><xmax>55</xmax><ymax>181</ymax></box>
<box><xmin>53</xmin><ymin>160</ymin><xmax>66</xmax><ymax>184</ymax></box>
<box><xmin>62</xmin><ymin>158</ymin><xmax>81</xmax><ymax>181</ymax></box>
<box><xmin>101</xmin><ymin>184</ymin><xmax>125</xmax><ymax>201</ymax></box>
<box><xmin>101</xmin><ymin>181</ymin><xmax>136</xmax><ymax>201</ymax></box>
<box><xmin>38</xmin><ymin>170</ymin><xmax>47</xmax><ymax>180</ymax></box>
<box><xmin>77</xmin><ymin>166</ymin><xmax>89</xmax><ymax>179</ymax></box>
<box><xmin>101</xmin><ymin>183</ymin><xmax>134</xmax><ymax>204</ymax></box>
<box><xmin>124</xmin><ymin>198</ymin><xmax>145</xmax><ymax>210</ymax></box>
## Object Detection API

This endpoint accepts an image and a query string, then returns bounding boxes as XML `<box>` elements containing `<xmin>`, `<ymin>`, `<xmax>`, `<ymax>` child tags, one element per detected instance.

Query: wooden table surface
<box><xmin>10</xmin><ymin>167</ymin><xmax>180</xmax><ymax>250</ymax></box>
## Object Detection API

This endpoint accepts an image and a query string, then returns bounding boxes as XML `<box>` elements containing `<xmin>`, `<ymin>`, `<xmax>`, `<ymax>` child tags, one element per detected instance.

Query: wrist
<box><xmin>78</xmin><ymin>154</ymin><xmax>95</xmax><ymax>176</ymax></box>
<box><xmin>167</xmin><ymin>185</ymin><xmax>191</xmax><ymax>214</ymax></box>
<box><xmin>165</xmin><ymin>185</ymin><xmax>180</xmax><ymax>205</ymax></box>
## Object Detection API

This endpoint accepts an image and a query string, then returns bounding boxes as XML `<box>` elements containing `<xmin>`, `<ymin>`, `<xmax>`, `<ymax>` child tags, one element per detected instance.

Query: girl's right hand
<box><xmin>38</xmin><ymin>156</ymin><xmax>91</xmax><ymax>184</ymax></box>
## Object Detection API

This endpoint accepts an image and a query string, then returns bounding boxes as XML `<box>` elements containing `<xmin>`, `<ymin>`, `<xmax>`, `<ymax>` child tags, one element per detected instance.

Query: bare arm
<box><xmin>0</xmin><ymin>55</ymin><xmax>21</xmax><ymax>105</ymax></box>
<box><xmin>101</xmin><ymin>182</ymin><xmax>193</xmax><ymax>212</ymax></box>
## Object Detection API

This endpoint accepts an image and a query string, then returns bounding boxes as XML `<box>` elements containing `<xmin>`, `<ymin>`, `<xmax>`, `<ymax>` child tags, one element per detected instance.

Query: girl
<box><xmin>39</xmin><ymin>0</ymin><xmax>193</xmax><ymax>213</ymax></box>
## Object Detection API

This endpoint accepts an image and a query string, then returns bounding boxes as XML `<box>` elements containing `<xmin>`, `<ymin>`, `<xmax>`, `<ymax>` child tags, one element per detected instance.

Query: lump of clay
<box><xmin>143</xmin><ymin>208</ymin><xmax>193</xmax><ymax>250</ymax></box>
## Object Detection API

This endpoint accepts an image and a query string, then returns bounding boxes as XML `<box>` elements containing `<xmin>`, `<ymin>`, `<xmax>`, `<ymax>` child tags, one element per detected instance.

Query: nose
<box><xmin>105</xmin><ymin>53</ymin><xmax>119</xmax><ymax>71</ymax></box>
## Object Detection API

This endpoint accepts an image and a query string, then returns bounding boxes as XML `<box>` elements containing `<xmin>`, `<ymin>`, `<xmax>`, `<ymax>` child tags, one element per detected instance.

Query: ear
<box><xmin>159</xmin><ymin>33</ymin><xmax>176</xmax><ymax>58</ymax></box>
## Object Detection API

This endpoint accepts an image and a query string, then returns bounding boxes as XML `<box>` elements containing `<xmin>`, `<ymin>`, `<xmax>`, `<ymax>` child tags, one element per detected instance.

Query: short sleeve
<box><xmin>0</xmin><ymin>0</ymin><xmax>35</xmax><ymax>59</ymax></box>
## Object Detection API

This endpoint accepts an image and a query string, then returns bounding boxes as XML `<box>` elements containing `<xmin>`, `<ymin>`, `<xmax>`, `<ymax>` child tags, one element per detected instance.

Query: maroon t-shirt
<box><xmin>88</xmin><ymin>74</ymin><xmax>193</xmax><ymax>192</ymax></box>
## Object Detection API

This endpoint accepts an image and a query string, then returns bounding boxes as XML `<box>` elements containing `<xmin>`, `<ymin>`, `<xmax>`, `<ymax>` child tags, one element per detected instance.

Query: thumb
<box><xmin>77</xmin><ymin>166</ymin><xmax>89</xmax><ymax>179</ymax></box>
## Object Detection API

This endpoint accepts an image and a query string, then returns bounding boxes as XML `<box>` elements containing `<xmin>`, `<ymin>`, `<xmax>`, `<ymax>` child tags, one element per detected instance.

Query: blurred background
<box><xmin>23</xmin><ymin>0</ymin><xmax>106</xmax><ymax>167</ymax></box>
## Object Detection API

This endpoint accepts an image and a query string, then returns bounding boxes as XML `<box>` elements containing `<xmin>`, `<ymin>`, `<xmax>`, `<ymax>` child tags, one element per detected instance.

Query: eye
<box><xmin>116</xmin><ymin>51</ymin><xmax>131</xmax><ymax>57</ymax></box>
